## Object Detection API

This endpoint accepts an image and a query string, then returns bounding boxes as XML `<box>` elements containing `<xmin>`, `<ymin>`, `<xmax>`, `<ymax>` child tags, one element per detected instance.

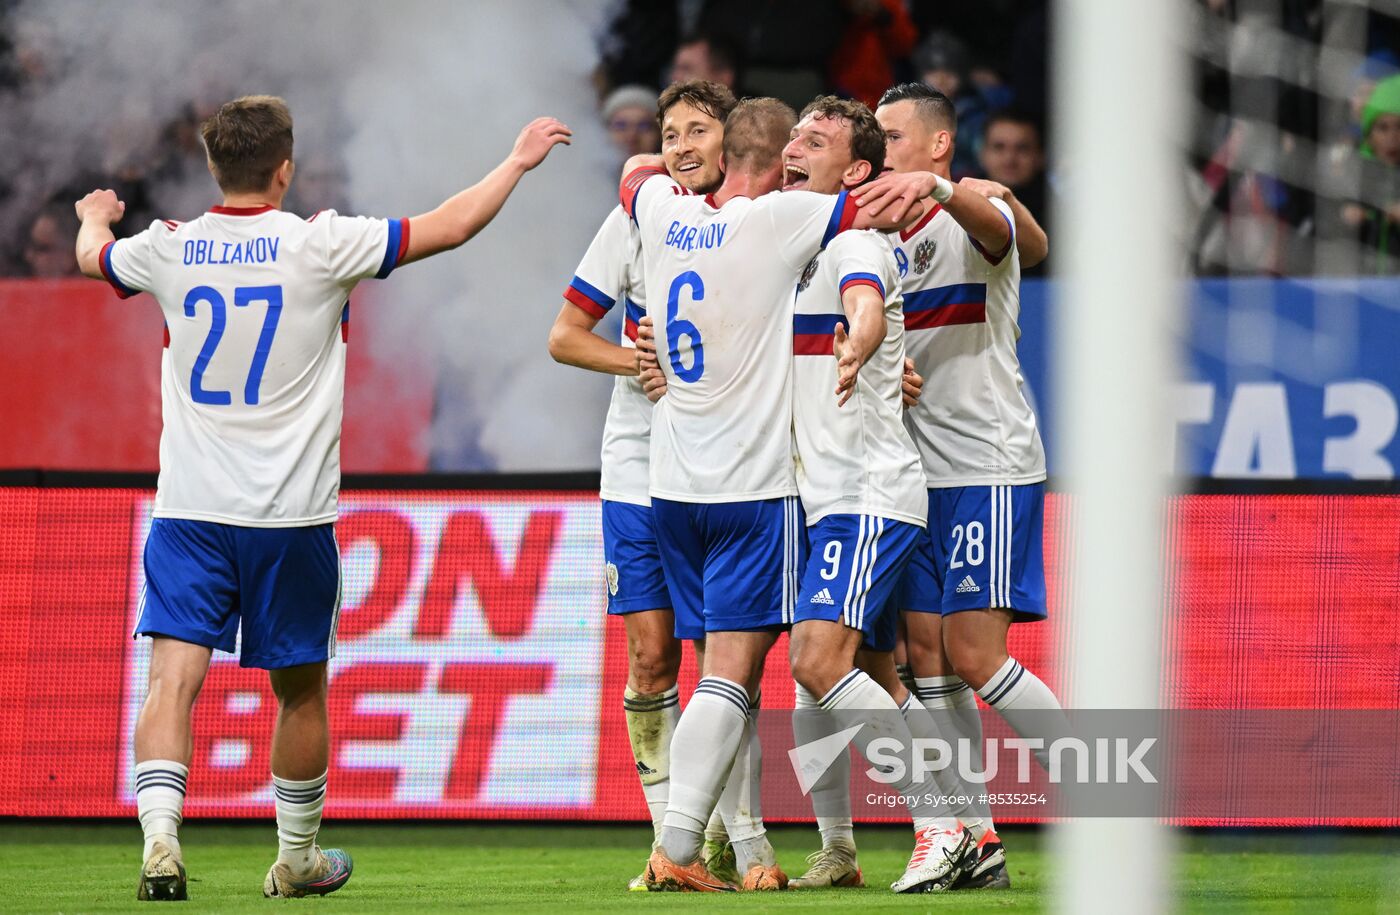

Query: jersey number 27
<box><xmin>182</xmin><ymin>284</ymin><xmax>284</xmax><ymax>406</ymax></box>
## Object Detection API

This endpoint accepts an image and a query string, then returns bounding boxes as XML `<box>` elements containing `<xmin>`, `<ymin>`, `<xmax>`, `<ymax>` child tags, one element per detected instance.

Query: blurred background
<box><xmin>1</xmin><ymin>3</ymin><xmax>1398</xmax><ymax>908</ymax></box>
<box><xmin>5</xmin><ymin>0</ymin><xmax>1395</xmax><ymax>477</ymax></box>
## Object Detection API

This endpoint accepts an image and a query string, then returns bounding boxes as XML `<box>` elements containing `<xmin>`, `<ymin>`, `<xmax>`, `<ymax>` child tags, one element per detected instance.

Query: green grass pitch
<box><xmin>1</xmin><ymin>823</ymin><xmax>1397</xmax><ymax>912</ymax></box>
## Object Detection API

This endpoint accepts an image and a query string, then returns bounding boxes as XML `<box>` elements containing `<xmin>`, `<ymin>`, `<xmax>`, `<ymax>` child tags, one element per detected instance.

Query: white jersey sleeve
<box><xmin>101</xmin><ymin>223</ymin><xmax>161</xmax><ymax>298</ymax></box>
<box><xmin>324</xmin><ymin>212</ymin><xmax>408</xmax><ymax>284</ymax></box>
<box><xmin>964</xmin><ymin>196</ymin><xmax>1016</xmax><ymax>268</ymax></box>
<box><xmin>764</xmin><ymin>189</ymin><xmax>859</xmax><ymax>271</ymax></box>
<box><xmin>564</xmin><ymin>206</ymin><xmax>632</xmax><ymax>320</ymax></box>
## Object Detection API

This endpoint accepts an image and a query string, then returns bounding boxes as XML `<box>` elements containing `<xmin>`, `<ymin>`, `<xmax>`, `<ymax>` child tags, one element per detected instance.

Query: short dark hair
<box><xmin>983</xmin><ymin>108</ymin><xmax>1043</xmax><ymax>146</ymax></box>
<box><xmin>657</xmin><ymin>79</ymin><xmax>738</xmax><ymax>132</ymax></box>
<box><xmin>200</xmin><ymin>95</ymin><xmax>294</xmax><ymax>194</ymax></box>
<box><xmin>722</xmin><ymin>97</ymin><xmax>797</xmax><ymax>173</ymax></box>
<box><xmin>877</xmin><ymin>82</ymin><xmax>957</xmax><ymax>136</ymax></box>
<box><xmin>799</xmin><ymin>95</ymin><xmax>886</xmax><ymax>178</ymax></box>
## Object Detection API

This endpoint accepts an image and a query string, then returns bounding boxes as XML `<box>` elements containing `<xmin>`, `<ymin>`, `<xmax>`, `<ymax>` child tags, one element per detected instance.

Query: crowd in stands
<box><xmin>594</xmin><ymin>0</ymin><xmax>1054</xmax><ymax>274</ymax></box>
<box><xmin>4</xmin><ymin>0</ymin><xmax>1399</xmax><ymax>278</ymax></box>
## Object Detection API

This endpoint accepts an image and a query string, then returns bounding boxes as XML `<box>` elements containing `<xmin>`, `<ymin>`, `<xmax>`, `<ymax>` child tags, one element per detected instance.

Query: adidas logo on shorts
<box><xmin>955</xmin><ymin>575</ymin><xmax>980</xmax><ymax>594</ymax></box>
<box><xmin>809</xmin><ymin>588</ymin><xmax>835</xmax><ymax>605</ymax></box>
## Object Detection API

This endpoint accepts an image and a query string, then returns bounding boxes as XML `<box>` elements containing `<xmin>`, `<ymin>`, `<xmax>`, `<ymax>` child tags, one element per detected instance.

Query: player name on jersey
<box><xmin>182</xmin><ymin>236</ymin><xmax>280</xmax><ymax>265</ymax></box>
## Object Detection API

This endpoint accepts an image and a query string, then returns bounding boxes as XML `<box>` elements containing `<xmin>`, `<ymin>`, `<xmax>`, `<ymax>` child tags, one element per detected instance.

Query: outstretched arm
<box><xmin>74</xmin><ymin>189</ymin><xmax>126</xmax><ymax>279</ymax></box>
<box><xmin>401</xmin><ymin>117</ymin><xmax>572</xmax><ymax>265</ymax></box>
<box><xmin>547</xmin><ymin>303</ymin><xmax>638</xmax><ymax>376</ymax></box>
<box><xmin>852</xmin><ymin>171</ymin><xmax>1012</xmax><ymax>255</ymax></box>
<box><xmin>959</xmin><ymin>178</ymin><xmax>1048</xmax><ymax>269</ymax></box>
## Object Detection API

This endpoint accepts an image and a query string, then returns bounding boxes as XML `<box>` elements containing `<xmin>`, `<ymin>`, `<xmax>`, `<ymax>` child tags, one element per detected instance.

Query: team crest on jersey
<box><xmin>798</xmin><ymin>254</ymin><xmax>821</xmax><ymax>292</ymax></box>
<box><xmin>913</xmin><ymin>238</ymin><xmax>937</xmax><ymax>274</ymax></box>
<box><xmin>605</xmin><ymin>562</ymin><xmax>619</xmax><ymax>596</ymax></box>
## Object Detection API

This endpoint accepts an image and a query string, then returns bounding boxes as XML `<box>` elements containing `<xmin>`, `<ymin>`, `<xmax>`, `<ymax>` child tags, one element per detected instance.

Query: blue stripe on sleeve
<box><xmin>820</xmin><ymin>190</ymin><xmax>851</xmax><ymax>248</ymax></box>
<box><xmin>375</xmin><ymin>218</ymin><xmax>403</xmax><ymax>279</ymax></box>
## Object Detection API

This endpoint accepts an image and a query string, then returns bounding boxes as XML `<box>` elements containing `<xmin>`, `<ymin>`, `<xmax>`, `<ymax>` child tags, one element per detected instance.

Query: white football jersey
<box><xmin>100</xmin><ymin>205</ymin><xmax>408</xmax><ymax>526</ymax></box>
<box><xmin>791</xmin><ymin>229</ymin><xmax>926</xmax><ymax>527</ymax></box>
<box><xmin>563</xmin><ymin>205</ymin><xmax>651</xmax><ymax>507</ymax></box>
<box><xmin>623</xmin><ymin>168</ymin><xmax>857</xmax><ymax>502</ymax></box>
<box><xmin>893</xmin><ymin>198</ymin><xmax>1046</xmax><ymax>487</ymax></box>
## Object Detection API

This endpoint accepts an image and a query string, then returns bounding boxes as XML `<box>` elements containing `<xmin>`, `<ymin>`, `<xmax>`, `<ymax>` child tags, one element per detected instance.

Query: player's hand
<box><xmin>634</xmin><ymin>314</ymin><xmax>661</xmax><ymax>375</ymax></box>
<box><xmin>511</xmin><ymin>117</ymin><xmax>573</xmax><ymax>171</ymax></box>
<box><xmin>852</xmin><ymin>171</ymin><xmax>937</xmax><ymax>222</ymax></box>
<box><xmin>641</xmin><ymin>362</ymin><xmax>668</xmax><ymax>402</ymax></box>
<box><xmin>958</xmin><ymin>177</ymin><xmax>1012</xmax><ymax>201</ymax></box>
<box><xmin>833</xmin><ymin>323</ymin><xmax>861</xmax><ymax>407</ymax></box>
<box><xmin>75</xmin><ymin>189</ymin><xmax>125</xmax><ymax>225</ymax></box>
<box><xmin>902</xmin><ymin>357</ymin><xmax>923</xmax><ymax>409</ymax></box>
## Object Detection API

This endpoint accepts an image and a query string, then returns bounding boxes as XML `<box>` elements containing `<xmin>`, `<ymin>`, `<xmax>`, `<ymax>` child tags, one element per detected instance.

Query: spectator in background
<box><xmin>978</xmin><ymin>109</ymin><xmax>1052</xmax><ymax>276</ymax></box>
<box><xmin>668</xmin><ymin>32</ymin><xmax>739</xmax><ymax>90</ymax></box>
<box><xmin>828</xmin><ymin>0</ymin><xmax>918</xmax><ymax>109</ymax></box>
<box><xmin>601</xmin><ymin>84</ymin><xmax>661</xmax><ymax>161</ymax></box>
<box><xmin>1338</xmin><ymin>74</ymin><xmax>1400</xmax><ymax>274</ymax></box>
<box><xmin>912</xmin><ymin>30</ymin><xmax>1006</xmax><ymax>178</ymax></box>
<box><xmin>22</xmin><ymin>200</ymin><xmax>80</xmax><ymax>278</ymax></box>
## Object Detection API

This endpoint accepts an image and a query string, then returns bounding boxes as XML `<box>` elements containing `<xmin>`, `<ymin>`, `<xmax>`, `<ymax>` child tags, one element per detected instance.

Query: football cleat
<box><xmin>951</xmin><ymin>831</ymin><xmax>1011</xmax><ymax>890</ymax></box>
<box><xmin>890</xmin><ymin>826</ymin><xmax>976</xmax><ymax>894</ymax></box>
<box><xmin>136</xmin><ymin>840</ymin><xmax>187</xmax><ymax>901</ymax></box>
<box><xmin>740</xmin><ymin>862</ymin><xmax>788</xmax><ymax>891</ymax></box>
<box><xmin>644</xmin><ymin>848</ymin><xmax>736</xmax><ymax>892</ymax></box>
<box><xmin>627</xmin><ymin>871</ymin><xmax>650</xmax><ymax>892</ymax></box>
<box><xmin>262</xmin><ymin>847</ymin><xmax>353</xmax><ymax>898</ymax></box>
<box><xmin>703</xmin><ymin>838</ymin><xmax>740</xmax><ymax>887</ymax></box>
<box><xmin>788</xmin><ymin>842</ymin><xmax>864</xmax><ymax>889</ymax></box>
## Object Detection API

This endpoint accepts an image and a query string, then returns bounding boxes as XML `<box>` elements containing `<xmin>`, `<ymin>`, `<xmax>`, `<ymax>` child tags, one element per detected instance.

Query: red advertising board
<box><xmin>0</xmin><ymin>489</ymin><xmax>1396</xmax><ymax>824</ymax></box>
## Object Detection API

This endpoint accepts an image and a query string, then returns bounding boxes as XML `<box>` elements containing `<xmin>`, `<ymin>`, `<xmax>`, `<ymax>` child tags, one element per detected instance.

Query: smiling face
<box><xmin>661</xmin><ymin>100</ymin><xmax>726</xmax><ymax>194</ymax></box>
<box><xmin>783</xmin><ymin>112</ymin><xmax>863</xmax><ymax>194</ymax></box>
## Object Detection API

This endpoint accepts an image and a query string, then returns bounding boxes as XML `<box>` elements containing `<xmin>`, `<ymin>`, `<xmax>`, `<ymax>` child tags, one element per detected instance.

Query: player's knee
<box><xmin>905</xmin><ymin>630</ymin><xmax>953</xmax><ymax>678</ymax></box>
<box><xmin>146</xmin><ymin>667</ymin><xmax>205</xmax><ymax>707</ymax></box>
<box><xmin>628</xmin><ymin>639</ymin><xmax>680</xmax><ymax>694</ymax></box>
<box><xmin>789</xmin><ymin>635</ymin><xmax>842</xmax><ymax>699</ymax></box>
<box><xmin>945</xmin><ymin>639</ymin><xmax>1004</xmax><ymax>691</ymax></box>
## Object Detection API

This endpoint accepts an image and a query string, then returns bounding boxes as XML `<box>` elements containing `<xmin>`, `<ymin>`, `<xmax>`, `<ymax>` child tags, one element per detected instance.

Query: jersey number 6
<box><xmin>665</xmin><ymin>271</ymin><xmax>705</xmax><ymax>383</ymax></box>
<box><xmin>182</xmin><ymin>284</ymin><xmax>284</xmax><ymax>406</ymax></box>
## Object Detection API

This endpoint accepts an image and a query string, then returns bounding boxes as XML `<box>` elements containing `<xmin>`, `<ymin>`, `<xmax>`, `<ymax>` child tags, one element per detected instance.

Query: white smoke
<box><xmin>6</xmin><ymin>0</ymin><xmax>623</xmax><ymax>471</ymax></box>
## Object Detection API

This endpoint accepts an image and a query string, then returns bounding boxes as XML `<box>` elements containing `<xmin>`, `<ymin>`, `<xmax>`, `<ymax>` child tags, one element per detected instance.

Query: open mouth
<box><xmin>676</xmin><ymin>161</ymin><xmax>703</xmax><ymax>179</ymax></box>
<box><xmin>784</xmin><ymin>163</ymin><xmax>809</xmax><ymax>189</ymax></box>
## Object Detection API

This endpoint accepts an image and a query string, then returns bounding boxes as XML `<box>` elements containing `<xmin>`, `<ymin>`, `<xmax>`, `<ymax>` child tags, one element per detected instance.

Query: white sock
<box><xmin>273</xmin><ymin>770</ymin><xmax>327</xmax><ymax>875</ymax></box>
<box><xmin>623</xmin><ymin>685</ymin><xmax>680</xmax><ymax>841</ymax></box>
<box><xmin>818</xmin><ymin>670</ymin><xmax>957</xmax><ymax>833</ymax></box>
<box><xmin>135</xmin><ymin>759</ymin><xmax>187</xmax><ymax>860</ymax></box>
<box><xmin>915</xmin><ymin>675</ymin><xmax>995</xmax><ymax>840</ymax></box>
<box><xmin>794</xmin><ymin>684</ymin><xmax>854</xmax><ymax>849</ymax></box>
<box><xmin>719</xmin><ymin>692</ymin><xmax>775</xmax><ymax>871</ymax></box>
<box><xmin>976</xmin><ymin>657</ymin><xmax>1068</xmax><ymax>771</ymax></box>
<box><xmin>899</xmin><ymin>691</ymin><xmax>990</xmax><ymax>839</ymax></box>
<box><xmin>704</xmin><ymin>808</ymin><xmax>727</xmax><ymax>846</ymax></box>
<box><xmin>660</xmin><ymin>677</ymin><xmax>749</xmax><ymax>863</ymax></box>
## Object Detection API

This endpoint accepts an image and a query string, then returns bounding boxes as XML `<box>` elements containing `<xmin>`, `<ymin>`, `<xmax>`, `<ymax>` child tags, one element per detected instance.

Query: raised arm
<box><xmin>401</xmin><ymin>117</ymin><xmax>572</xmax><ymax>266</ymax></box>
<box><xmin>74</xmin><ymin>189</ymin><xmax>126</xmax><ymax>279</ymax></box>
<box><xmin>547</xmin><ymin>304</ymin><xmax>638</xmax><ymax>376</ymax></box>
<box><xmin>959</xmin><ymin>177</ymin><xmax>1048</xmax><ymax>269</ymax></box>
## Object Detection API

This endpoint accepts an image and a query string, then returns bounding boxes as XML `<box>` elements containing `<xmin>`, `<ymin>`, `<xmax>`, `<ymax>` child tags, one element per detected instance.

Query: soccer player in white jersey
<box><xmin>73</xmin><ymin>95</ymin><xmax>570</xmax><ymax>902</ymax></box>
<box><xmin>619</xmin><ymin>99</ymin><xmax>929</xmax><ymax>894</ymax></box>
<box><xmin>781</xmin><ymin>95</ymin><xmax>1005</xmax><ymax>893</ymax></box>
<box><xmin>548</xmin><ymin>80</ymin><xmax>755</xmax><ymax>890</ymax></box>
<box><xmin>859</xmin><ymin>82</ymin><xmax>1068</xmax><ymax>890</ymax></box>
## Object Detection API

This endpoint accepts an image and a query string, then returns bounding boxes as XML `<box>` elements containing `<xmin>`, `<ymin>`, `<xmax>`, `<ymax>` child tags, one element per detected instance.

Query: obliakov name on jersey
<box><xmin>183</xmin><ymin>236</ymin><xmax>281</xmax><ymax>266</ymax></box>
